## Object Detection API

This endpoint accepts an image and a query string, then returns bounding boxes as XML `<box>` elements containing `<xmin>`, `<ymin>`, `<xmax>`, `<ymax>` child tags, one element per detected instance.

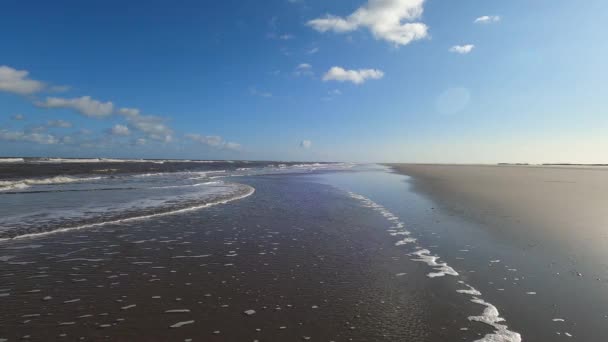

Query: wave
<box><xmin>16</xmin><ymin>158</ymin><xmax>225</xmax><ymax>164</ymax></box>
<box><xmin>0</xmin><ymin>183</ymin><xmax>254</xmax><ymax>241</ymax></box>
<box><xmin>0</xmin><ymin>158</ymin><xmax>25</xmax><ymax>163</ymax></box>
<box><xmin>0</xmin><ymin>176</ymin><xmax>104</xmax><ymax>192</ymax></box>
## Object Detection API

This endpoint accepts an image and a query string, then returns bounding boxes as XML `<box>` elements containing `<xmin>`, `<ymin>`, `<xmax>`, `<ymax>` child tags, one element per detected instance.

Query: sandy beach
<box><xmin>387</xmin><ymin>164</ymin><xmax>608</xmax><ymax>256</ymax></box>
<box><xmin>386</xmin><ymin>163</ymin><xmax>608</xmax><ymax>340</ymax></box>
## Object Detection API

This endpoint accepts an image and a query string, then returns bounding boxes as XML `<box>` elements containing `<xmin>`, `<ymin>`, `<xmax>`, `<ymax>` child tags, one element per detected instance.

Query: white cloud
<box><xmin>474</xmin><ymin>15</ymin><xmax>500</xmax><ymax>24</ymax></box>
<box><xmin>117</xmin><ymin>107</ymin><xmax>141</xmax><ymax>117</ymax></box>
<box><xmin>307</xmin><ymin>47</ymin><xmax>320</xmax><ymax>54</ymax></box>
<box><xmin>110</xmin><ymin>124</ymin><xmax>130</xmax><ymax>136</ymax></box>
<box><xmin>47</xmin><ymin>119</ymin><xmax>72</xmax><ymax>128</ymax></box>
<box><xmin>300</xmin><ymin>140</ymin><xmax>312</xmax><ymax>149</ymax></box>
<box><xmin>279</xmin><ymin>34</ymin><xmax>295</xmax><ymax>40</ymax></box>
<box><xmin>307</xmin><ymin>0</ymin><xmax>428</xmax><ymax>46</ymax></box>
<box><xmin>0</xmin><ymin>129</ymin><xmax>59</xmax><ymax>145</ymax></box>
<box><xmin>0</xmin><ymin>65</ymin><xmax>45</xmax><ymax>95</ymax></box>
<box><xmin>36</xmin><ymin>96</ymin><xmax>114</xmax><ymax>118</ymax></box>
<box><xmin>322</xmin><ymin>66</ymin><xmax>384</xmax><ymax>84</ymax></box>
<box><xmin>11</xmin><ymin>114</ymin><xmax>25</xmax><ymax>121</ymax></box>
<box><xmin>186</xmin><ymin>133</ymin><xmax>241</xmax><ymax>151</ymax></box>
<box><xmin>297</xmin><ymin>63</ymin><xmax>312</xmax><ymax>70</ymax></box>
<box><xmin>449</xmin><ymin>44</ymin><xmax>475</xmax><ymax>54</ymax></box>
<box><xmin>127</xmin><ymin>114</ymin><xmax>172</xmax><ymax>142</ymax></box>
<box><xmin>249</xmin><ymin>87</ymin><xmax>273</xmax><ymax>98</ymax></box>
<box><xmin>294</xmin><ymin>63</ymin><xmax>314</xmax><ymax>77</ymax></box>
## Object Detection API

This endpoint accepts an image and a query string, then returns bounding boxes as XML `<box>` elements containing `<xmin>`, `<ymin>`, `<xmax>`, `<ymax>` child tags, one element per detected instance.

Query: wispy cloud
<box><xmin>0</xmin><ymin>129</ymin><xmax>59</xmax><ymax>145</ymax></box>
<box><xmin>474</xmin><ymin>15</ymin><xmax>500</xmax><ymax>24</ymax></box>
<box><xmin>186</xmin><ymin>133</ymin><xmax>241</xmax><ymax>151</ymax></box>
<box><xmin>449</xmin><ymin>44</ymin><xmax>475</xmax><ymax>54</ymax></box>
<box><xmin>249</xmin><ymin>87</ymin><xmax>273</xmax><ymax>98</ymax></box>
<box><xmin>47</xmin><ymin>119</ymin><xmax>72</xmax><ymax>128</ymax></box>
<box><xmin>307</xmin><ymin>47</ymin><xmax>320</xmax><ymax>54</ymax></box>
<box><xmin>36</xmin><ymin>96</ymin><xmax>114</xmax><ymax>118</ymax></box>
<box><xmin>11</xmin><ymin>114</ymin><xmax>25</xmax><ymax>121</ymax></box>
<box><xmin>308</xmin><ymin>0</ymin><xmax>428</xmax><ymax>46</ymax></box>
<box><xmin>300</xmin><ymin>140</ymin><xmax>312</xmax><ymax>149</ymax></box>
<box><xmin>294</xmin><ymin>63</ymin><xmax>314</xmax><ymax>77</ymax></box>
<box><xmin>0</xmin><ymin>65</ymin><xmax>45</xmax><ymax>95</ymax></box>
<box><xmin>322</xmin><ymin>66</ymin><xmax>384</xmax><ymax>84</ymax></box>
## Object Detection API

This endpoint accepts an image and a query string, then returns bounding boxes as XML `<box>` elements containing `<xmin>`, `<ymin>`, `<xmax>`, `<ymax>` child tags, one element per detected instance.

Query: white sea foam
<box><xmin>165</xmin><ymin>309</ymin><xmax>191</xmax><ymax>313</ymax></box>
<box><xmin>468</xmin><ymin>298</ymin><xmax>522</xmax><ymax>342</ymax></box>
<box><xmin>411</xmin><ymin>249</ymin><xmax>459</xmax><ymax>278</ymax></box>
<box><xmin>0</xmin><ymin>184</ymin><xmax>255</xmax><ymax>242</ymax></box>
<box><xmin>0</xmin><ymin>158</ymin><xmax>24</xmax><ymax>163</ymax></box>
<box><xmin>456</xmin><ymin>282</ymin><xmax>482</xmax><ymax>296</ymax></box>
<box><xmin>0</xmin><ymin>175</ymin><xmax>104</xmax><ymax>191</ymax></box>
<box><xmin>346</xmin><ymin>191</ymin><xmax>521</xmax><ymax>342</ymax></box>
<box><xmin>170</xmin><ymin>320</ymin><xmax>195</xmax><ymax>328</ymax></box>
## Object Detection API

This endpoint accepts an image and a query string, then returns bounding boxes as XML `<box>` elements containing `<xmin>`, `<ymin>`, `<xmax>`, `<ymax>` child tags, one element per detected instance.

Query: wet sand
<box><xmin>0</xmin><ymin>174</ymin><xmax>494</xmax><ymax>341</ymax></box>
<box><xmin>386</xmin><ymin>164</ymin><xmax>608</xmax><ymax>256</ymax></box>
<box><xmin>387</xmin><ymin>163</ymin><xmax>608</xmax><ymax>340</ymax></box>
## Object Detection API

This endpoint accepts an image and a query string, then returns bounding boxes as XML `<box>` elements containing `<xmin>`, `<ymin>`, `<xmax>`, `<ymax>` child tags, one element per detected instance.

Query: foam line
<box><xmin>346</xmin><ymin>191</ymin><xmax>521</xmax><ymax>342</ymax></box>
<box><xmin>0</xmin><ymin>185</ymin><xmax>254</xmax><ymax>242</ymax></box>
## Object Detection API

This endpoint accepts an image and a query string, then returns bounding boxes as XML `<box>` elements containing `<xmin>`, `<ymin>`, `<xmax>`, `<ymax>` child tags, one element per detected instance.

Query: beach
<box><xmin>387</xmin><ymin>163</ymin><xmax>608</xmax><ymax>341</ymax></box>
<box><xmin>1</xmin><ymin>161</ymin><xmax>606</xmax><ymax>340</ymax></box>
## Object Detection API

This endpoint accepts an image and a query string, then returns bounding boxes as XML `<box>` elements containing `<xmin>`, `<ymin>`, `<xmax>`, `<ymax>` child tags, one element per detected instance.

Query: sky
<box><xmin>0</xmin><ymin>0</ymin><xmax>606</xmax><ymax>163</ymax></box>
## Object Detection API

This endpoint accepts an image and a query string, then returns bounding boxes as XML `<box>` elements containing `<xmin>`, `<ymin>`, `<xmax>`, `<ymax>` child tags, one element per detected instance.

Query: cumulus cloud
<box><xmin>322</xmin><ymin>66</ymin><xmax>384</xmax><ymax>84</ymax></box>
<box><xmin>117</xmin><ymin>107</ymin><xmax>172</xmax><ymax>142</ymax></box>
<box><xmin>300</xmin><ymin>140</ymin><xmax>312</xmax><ymax>149</ymax></box>
<box><xmin>110</xmin><ymin>124</ymin><xmax>130</xmax><ymax>136</ymax></box>
<box><xmin>449</xmin><ymin>44</ymin><xmax>475</xmax><ymax>54</ymax></box>
<box><xmin>47</xmin><ymin>119</ymin><xmax>72</xmax><ymax>128</ymax></box>
<box><xmin>36</xmin><ymin>96</ymin><xmax>114</xmax><ymax>118</ymax></box>
<box><xmin>474</xmin><ymin>15</ymin><xmax>500</xmax><ymax>24</ymax></box>
<box><xmin>11</xmin><ymin>114</ymin><xmax>25</xmax><ymax>121</ymax></box>
<box><xmin>117</xmin><ymin>107</ymin><xmax>140</xmax><ymax>117</ymax></box>
<box><xmin>186</xmin><ymin>133</ymin><xmax>242</xmax><ymax>151</ymax></box>
<box><xmin>0</xmin><ymin>65</ymin><xmax>45</xmax><ymax>95</ymax></box>
<box><xmin>128</xmin><ymin>115</ymin><xmax>172</xmax><ymax>142</ymax></box>
<box><xmin>307</xmin><ymin>0</ymin><xmax>428</xmax><ymax>46</ymax></box>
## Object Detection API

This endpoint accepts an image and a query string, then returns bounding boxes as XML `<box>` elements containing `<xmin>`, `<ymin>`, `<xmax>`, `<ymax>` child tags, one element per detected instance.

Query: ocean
<box><xmin>0</xmin><ymin>159</ymin><xmax>596</xmax><ymax>341</ymax></box>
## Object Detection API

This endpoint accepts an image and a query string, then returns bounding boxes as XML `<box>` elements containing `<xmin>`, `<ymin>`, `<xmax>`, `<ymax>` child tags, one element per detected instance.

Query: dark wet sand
<box><xmin>0</xmin><ymin>175</ymin><xmax>491</xmax><ymax>341</ymax></box>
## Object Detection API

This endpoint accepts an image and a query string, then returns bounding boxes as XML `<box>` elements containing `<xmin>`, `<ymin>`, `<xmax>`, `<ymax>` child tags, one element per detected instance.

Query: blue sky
<box><xmin>1</xmin><ymin>0</ymin><xmax>606</xmax><ymax>163</ymax></box>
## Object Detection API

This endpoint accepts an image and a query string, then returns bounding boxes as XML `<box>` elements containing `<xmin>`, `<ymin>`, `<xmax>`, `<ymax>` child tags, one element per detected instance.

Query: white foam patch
<box><xmin>170</xmin><ymin>320</ymin><xmax>195</xmax><ymax>328</ymax></box>
<box><xmin>395</xmin><ymin>237</ymin><xmax>417</xmax><ymax>245</ymax></box>
<box><xmin>456</xmin><ymin>282</ymin><xmax>482</xmax><ymax>296</ymax></box>
<box><xmin>411</xmin><ymin>249</ymin><xmax>459</xmax><ymax>278</ymax></box>
<box><xmin>172</xmin><ymin>255</ymin><xmax>211</xmax><ymax>259</ymax></box>
<box><xmin>468</xmin><ymin>298</ymin><xmax>522</xmax><ymax>342</ymax></box>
